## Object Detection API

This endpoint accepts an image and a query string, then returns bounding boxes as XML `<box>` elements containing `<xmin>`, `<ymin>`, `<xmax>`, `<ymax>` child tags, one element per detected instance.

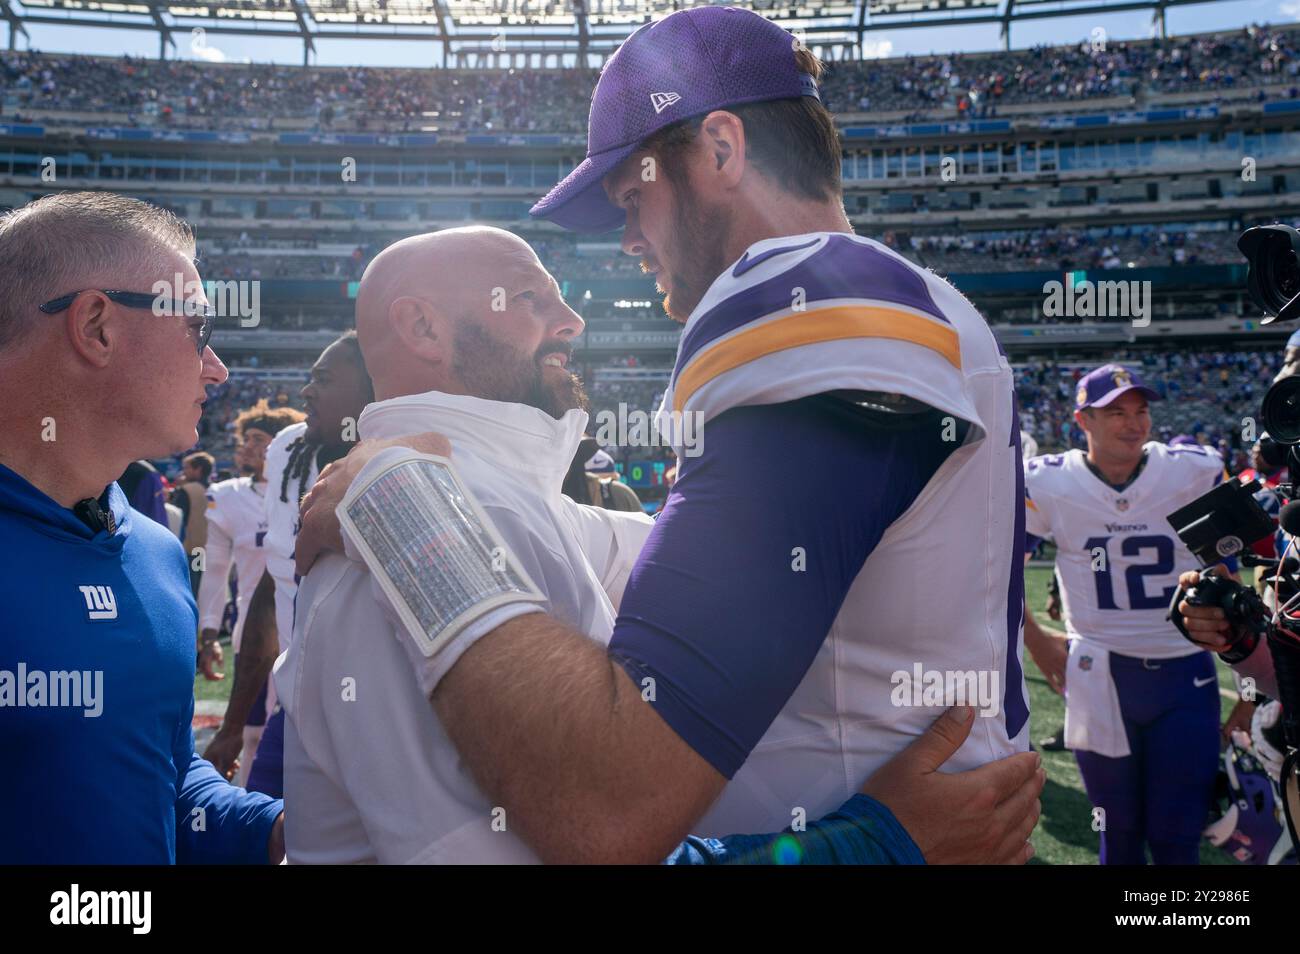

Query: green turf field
<box><xmin>197</xmin><ymin>569</ymin><xmax>1243</xmax><ymax>864</ymax></box>
<box><xmin>193</xmin><ymin>636</ymin><xmax>235</xmax><ymax>706</ymax></box>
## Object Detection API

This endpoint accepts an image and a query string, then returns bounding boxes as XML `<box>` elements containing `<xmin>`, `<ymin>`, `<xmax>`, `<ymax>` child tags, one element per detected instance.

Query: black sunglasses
<box><xmin>39</xmin><ymin>289</ymin><xmax>216</xmax><ymax>355</ymax></box>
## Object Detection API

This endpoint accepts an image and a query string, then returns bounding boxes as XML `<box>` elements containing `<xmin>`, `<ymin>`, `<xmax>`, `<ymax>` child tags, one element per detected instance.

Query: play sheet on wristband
<box><xmin>337</xmin><ymin>453</ymin><xmax>543</xmax><ymax>659</ymax></box>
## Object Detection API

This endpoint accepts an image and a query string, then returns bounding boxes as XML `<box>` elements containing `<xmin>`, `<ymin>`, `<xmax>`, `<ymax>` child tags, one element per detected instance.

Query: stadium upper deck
<box><xmin>2</xmin><ymin>23</ymin><xmax>1296</xmax><ymax>133</ymax></box>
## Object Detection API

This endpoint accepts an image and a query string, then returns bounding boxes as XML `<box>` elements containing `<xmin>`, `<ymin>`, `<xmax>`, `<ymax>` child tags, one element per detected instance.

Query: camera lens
<box><xmin>1269</xmin><ymin>244</ymin><xmax>1300</xmax><ymax>309</ymax></box>
<box><xmin>1240</xmin><ymin>225</ymin><xmax>1300</xmax><ymax>322</ymax></box>
<box><xmin>1263</xmin><ymin>374</ymin><xmax>1300</xmax><ymax>444</ymax></box>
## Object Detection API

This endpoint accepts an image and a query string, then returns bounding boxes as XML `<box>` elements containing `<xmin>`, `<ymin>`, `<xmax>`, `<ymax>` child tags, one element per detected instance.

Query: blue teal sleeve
<box><xmin>664</xmin><ymin>794</ymin><xmax>925</xmax><ymax>865</ymax></box>
<box><xmin>174</xmin><ymin>694</ymin><xmax>283</xmax><ymax>865</ymax></box>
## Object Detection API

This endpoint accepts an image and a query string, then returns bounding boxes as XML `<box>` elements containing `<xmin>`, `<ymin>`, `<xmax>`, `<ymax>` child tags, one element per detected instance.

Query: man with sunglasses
<box><xmin>0</xmin><ymin>191</ymin><xmax>284</xmax><ymax>863</ymax></box>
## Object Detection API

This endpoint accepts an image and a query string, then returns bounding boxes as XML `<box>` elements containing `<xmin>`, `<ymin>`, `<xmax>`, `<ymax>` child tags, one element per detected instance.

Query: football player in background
<box><xmin>203</xmin><ymin>333</ymin><xmax>372</xmax><ymax>790</ymax></box>
<box><xmin>172</xmin><ymin>451</ymin><xmax>214</xmax><ymax>595</ymax></box>
<box><xmin>1022</xmin><ymin>363</ymin><xmax>1230</xmax><ymax>864</ymax></box>
<box><xmin>197</xmin><ymin>399</ymin><xmax>305</xmax><ymax>785</ymax></box>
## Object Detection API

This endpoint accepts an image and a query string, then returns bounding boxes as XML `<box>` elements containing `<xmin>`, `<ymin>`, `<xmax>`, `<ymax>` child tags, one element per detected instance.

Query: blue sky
<box><xmin>6</xmin><ymin>0</ymin><xmax>1293</xmax><ymax>67</ymax></box>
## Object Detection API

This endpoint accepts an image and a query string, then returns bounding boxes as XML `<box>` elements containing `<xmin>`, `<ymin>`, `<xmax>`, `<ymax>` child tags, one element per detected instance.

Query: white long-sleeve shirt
<box><xmin>195</xmin><ymin>476</ymin><xmax>268</xmax><ymax>653</ymax></box>
<box><xmin>276</xmin><ymin>391</ymin><xmax>652</xmax><ymax>864</ymax></box>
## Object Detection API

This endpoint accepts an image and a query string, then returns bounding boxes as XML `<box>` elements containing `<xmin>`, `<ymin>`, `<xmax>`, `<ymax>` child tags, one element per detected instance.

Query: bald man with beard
<box><xmin>276</xmin><ymin>227</ymin><xmax>635</xmax><ymax>863</ymax></box>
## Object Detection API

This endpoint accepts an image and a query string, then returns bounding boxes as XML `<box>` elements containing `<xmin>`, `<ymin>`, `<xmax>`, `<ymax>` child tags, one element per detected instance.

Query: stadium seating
<box><xmin>3</xmin><ymin>26</ymin><xmax>1297</xmax><ymax>133</ymax></box>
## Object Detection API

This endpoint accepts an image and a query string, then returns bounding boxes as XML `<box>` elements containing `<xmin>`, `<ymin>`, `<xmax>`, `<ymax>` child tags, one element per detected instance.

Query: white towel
<box><xmin>1063</xmin><ymin>636</ymin><xmax>1131</xmax><ymax>758</ymax></box>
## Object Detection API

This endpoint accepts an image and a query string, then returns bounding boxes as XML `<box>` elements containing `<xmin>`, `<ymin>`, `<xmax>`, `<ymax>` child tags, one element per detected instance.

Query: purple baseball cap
<box><xmin>529</xmin><ymin>6</ymin><xmax>821</xmax><ymax>233</ymax></box>
<box><xmin>1074</xmin><ymin>364</ymin><xmax>1161</xmax><ymax>410</ymax></box>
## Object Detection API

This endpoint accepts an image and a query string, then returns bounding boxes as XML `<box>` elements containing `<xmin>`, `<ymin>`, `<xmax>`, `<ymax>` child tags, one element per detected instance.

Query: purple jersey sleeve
<box><xmin>128</xmin><ymin>468</ymin><xmax>169</xmax><ymax>527</ymax></box>
<box><xmin>608</xmin><ymin>396</ymin><xmax>962</xmax><ymax>778</ymax></box>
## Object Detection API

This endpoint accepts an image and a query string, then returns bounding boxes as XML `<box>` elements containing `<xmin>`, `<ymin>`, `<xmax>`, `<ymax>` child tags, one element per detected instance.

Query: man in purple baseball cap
<box><xmin>1074</xmin><ymin>363</ymin><xmax>1161</xmax><ymax>413</ymax></box>
<box><xmin>300</xmin><ymin>7</ymin><xmax>1044</xmax><ymax>864</ymax></box>
<box><xmin>1022</xmin><ymin>361</ymin><xmax>1233</xmax><ymax>864</ymax></box>
<box><xmin>532</xmin><ymin>7</ymin><xmax>822</xmax><ymax>232</ymax></box>
<box><xmin>1071</xmin><ymin>363</ymin><xmax>1162</xmax><ymax>469</ymax></box>
<box><xmin>532</xmin><ymin>5</ymin><xmax>842</xmax><ymax>323</ymax></box>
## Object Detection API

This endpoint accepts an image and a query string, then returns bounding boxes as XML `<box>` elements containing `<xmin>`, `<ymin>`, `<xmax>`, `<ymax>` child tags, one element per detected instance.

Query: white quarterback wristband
<box><xmin>338</xmin><ymin>452</ymin><xmax>544</xmax><ymax>663</ymax></box>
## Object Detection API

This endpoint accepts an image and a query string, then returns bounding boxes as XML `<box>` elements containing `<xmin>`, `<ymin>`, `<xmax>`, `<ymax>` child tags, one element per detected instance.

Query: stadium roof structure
<box><xmin>1</xmin><ymin>0</ymin><xmax>1250</xmax><ymax>65</ymax></box>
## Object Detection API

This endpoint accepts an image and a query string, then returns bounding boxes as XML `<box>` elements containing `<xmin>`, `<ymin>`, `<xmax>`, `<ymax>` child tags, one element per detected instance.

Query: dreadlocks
<box><xmin>279</xmin><ymin>436</ymin><xmax>321</xmax><ymax>504</ymax></box>
<box><xmin>279</xmin><ymin>330</ymin><xmax>374</xmax><ymax>504</ymax></box>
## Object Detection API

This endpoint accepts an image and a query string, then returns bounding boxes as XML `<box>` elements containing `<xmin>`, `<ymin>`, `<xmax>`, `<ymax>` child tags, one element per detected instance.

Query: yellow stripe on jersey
<box><xmin>673</xmin><ymin>304</ymin><xmax>962</xmax><ymax>414</ymax></box>
<box><xmin>1025</xmin><ymin>497</ymin><xmax>1039</xmax><ymax>512</ymax></box>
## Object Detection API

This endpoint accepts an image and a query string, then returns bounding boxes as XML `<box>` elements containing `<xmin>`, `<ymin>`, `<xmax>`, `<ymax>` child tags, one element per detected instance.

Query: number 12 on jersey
<box><xmin>1083</xmin><ymin>534</ymin><xmax>1177</xmax><ymax>611</ymax></box>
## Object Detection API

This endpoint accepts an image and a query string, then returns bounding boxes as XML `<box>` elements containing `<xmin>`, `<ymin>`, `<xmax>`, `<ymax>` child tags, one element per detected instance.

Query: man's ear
<box><xmin>389</xmin><ymin>295</ymin><xmax>448</xmax><ymax>364</ymax></box>
<box><xmin>65</xmin><ymin>292</ymin><xmax>114</xmax><ymax>369</ymax></box>
<box><xmin>698</xmin><ymin>110</ymin><xmax>746</xmax><ymax>188</ymax></box>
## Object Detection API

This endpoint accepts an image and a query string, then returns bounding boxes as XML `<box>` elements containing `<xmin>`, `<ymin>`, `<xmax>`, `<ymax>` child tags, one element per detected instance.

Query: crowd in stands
<box><xmin>194</xmin><ymin>372</ymin><xmax>305</xmax><ymax>465</ymax></box>
<box><xmin>190</xmin><ymin>222</ymin><xmax>1243</xmax><ymax>287</ymax></box>
<box><xmin>827</xmin><ymin>24</ymin><xmax>1300</xmax><ymax>116</ymax></box>
<box><xmin>531</xmin><ymin>237</ymin><xmax>647</xmax><ymax>281</ymax></box>
<box><xmin>0</xmin><ymin>54</ymin><xmax>597</xmax><ymax>132</ymax></box>
<box><xmin>576</xmin><ymin>355</ymin><xmax>675</xmax><ymax>465</ymax></box>
<box><xmin>2</xmin><ymin>24</ymin><xmax>1293</xmax><ymax>133</ymax></box>
<box><xmin>1018</xmin><ymin>349</ymin><xmax>1277</xmax><ymax>469</ymax></box>
<box><xmin>823</xmin><ymin>41</ymin><xmax>1142</xmax><ymax>116</ymax></box>
<box><xmin>896</xmin><ymin>226</ymin><xmax>1241</xmax><ymax>274</ymax></box>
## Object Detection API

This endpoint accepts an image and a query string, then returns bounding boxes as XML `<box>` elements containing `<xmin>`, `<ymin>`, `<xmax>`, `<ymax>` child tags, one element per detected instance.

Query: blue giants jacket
<box><xmin>0</xmin><ymin>463</ymin><xmax>282</xmax><ymax>864</ymax></box>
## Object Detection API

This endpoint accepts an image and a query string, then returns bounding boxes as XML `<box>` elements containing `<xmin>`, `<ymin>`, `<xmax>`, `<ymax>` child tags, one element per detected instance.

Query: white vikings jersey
<box><xmin>262</xmin><ymin>421</ymin><xmax>318</xmax><ymax>654</ymax></box>
<box><xmin>196</xmin><ymin>476</ymin><xmax>268</xmax><ymax>653</ymax></box>
<box><xmin>1024</xmin><ymin>442</ymin><xmax>1228</xmax><ymax>658</ymax></box>
<box><xmin>654</xmin><ymin>231</ymin><xmax>1031</xmax><ymax>837</ymax></box>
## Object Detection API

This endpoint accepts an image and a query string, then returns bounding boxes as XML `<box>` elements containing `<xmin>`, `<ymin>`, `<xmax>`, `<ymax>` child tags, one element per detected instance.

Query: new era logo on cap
<box><xmin>650</xmin><ymin>91</ymin><xmax>681</xmax><ymax>114</ymax></box>
<box><xmin>528</xmin><ymin>6</ymin><xmax>824</xmax><ymax>233</ymax></box>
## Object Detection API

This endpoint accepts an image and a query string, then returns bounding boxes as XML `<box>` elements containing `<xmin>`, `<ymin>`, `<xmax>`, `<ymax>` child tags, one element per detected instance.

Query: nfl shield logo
<box><xmin>1080</xmin><ymin>656</ymin><xmax>1093</xmax><ymax>672</ymax></box>
<box><xmin>1116</xmin><ymin>497</ymin><xmax>1129</xmax><ymax>512</ymax></box>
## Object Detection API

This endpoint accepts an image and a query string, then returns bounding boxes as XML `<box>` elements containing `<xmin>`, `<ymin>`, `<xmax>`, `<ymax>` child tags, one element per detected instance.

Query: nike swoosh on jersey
<box><xmin>1193</xmin><ymin>676</ymin><xmax>1216</xmax><ymax>687</ymax></box>
<box><xmin>731</xmin><ymin>238</ymin><xmax>821</xmax><ymax>278</ymax></box>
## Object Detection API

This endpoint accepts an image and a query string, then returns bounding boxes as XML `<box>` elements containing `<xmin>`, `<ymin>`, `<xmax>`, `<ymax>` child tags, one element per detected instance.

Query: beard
<box><xmin>659</xmin><ymin>175</ymin><xmax>734</xmax><ymax>323</ymax></box>
<box><xmin>453</xmin><ymin>321</ymin><xmax>589</xmax><ymax>420</ymax></box>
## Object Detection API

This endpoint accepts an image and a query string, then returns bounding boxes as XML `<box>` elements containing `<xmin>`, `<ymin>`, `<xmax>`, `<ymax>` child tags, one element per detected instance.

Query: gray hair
<box><xmin>0</xmin><ymin>191</ymin><xmax>196</xmax><ymax>352</ymax></box>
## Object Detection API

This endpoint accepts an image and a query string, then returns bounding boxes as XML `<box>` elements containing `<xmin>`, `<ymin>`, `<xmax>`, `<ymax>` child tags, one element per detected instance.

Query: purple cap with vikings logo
<box><xmin>529</xmin><ymin>6</ymin><xmax>821</xmax><ymax>233</ymax></box>
<box><xmin>1075</xmin><ymin>363</ymin><xmax>1161</xmax><ymax>410</ymax></box>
